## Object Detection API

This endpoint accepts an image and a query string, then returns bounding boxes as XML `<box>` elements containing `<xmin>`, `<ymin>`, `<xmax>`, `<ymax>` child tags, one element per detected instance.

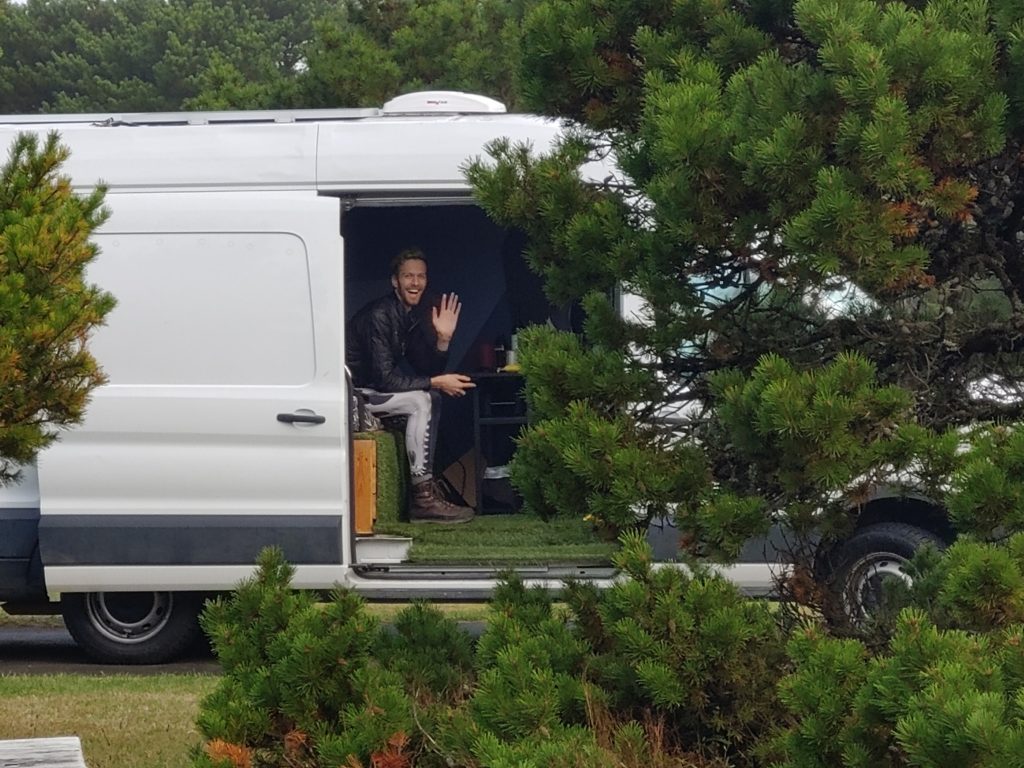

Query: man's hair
<box><xmin>391</xmin><ymin>248</ymin><xmax>427</xmax><ymax>278</ymax></box>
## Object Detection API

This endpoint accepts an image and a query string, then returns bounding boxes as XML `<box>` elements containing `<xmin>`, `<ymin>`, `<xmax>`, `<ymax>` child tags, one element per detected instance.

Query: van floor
<box><xmin>375</xmin><ymin>514</ymin><xmax>616</xmax><ymax>565</ymax></box>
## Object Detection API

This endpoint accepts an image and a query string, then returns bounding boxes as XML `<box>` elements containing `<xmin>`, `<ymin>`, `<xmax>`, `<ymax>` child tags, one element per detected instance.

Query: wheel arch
<box><xmin>851</xmin><ymin>489</ymin><xmax>955</xmax><ymax>543</ymax></box>
<box><xmin>815</xmin><ymin>489</ymin><xmax>953</xmax><ymax>580</ymax></box>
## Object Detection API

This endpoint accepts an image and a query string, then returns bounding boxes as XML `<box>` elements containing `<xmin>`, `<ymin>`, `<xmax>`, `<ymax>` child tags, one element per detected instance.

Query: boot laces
<box><xmin>429</xmin><ymin>480</ymin><xmax>458</xmax><ymax>508</ymax></box>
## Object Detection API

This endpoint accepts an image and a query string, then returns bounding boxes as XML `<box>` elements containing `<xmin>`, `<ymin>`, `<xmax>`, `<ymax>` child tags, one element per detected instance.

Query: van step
<box><xmin>353</xmin><ymin>563</ymin><xmax>618</xmax><ymax>580</ymax></box>
<box><xmin>355</xmin><ymin>535</ymin><xmax>412</xmax><ymax>564</ymax></box>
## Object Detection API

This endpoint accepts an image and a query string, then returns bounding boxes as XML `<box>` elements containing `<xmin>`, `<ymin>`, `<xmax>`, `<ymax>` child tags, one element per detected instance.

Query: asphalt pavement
<box><xmin>0</xmin><ymin>620</ymin><xmax>487</xmax><ymax>675</ymax></box>
<box><xmin>0</xmin><ymin>624</ymin><xmax>220</xmax><ymax>675</ymax></box>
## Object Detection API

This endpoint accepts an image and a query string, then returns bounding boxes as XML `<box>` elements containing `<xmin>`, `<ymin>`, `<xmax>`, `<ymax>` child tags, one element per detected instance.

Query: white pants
<box><xmin>357</xmin><ymin>388</ymin><xmax>441</xmax><ymax>484</ymax></box>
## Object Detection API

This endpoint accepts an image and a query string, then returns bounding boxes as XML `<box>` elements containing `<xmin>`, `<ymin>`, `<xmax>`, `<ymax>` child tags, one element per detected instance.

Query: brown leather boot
<box><xmin>410</xmin><ymin>479</ymin><xmax>475</xmax><ymax>524</ymax></box>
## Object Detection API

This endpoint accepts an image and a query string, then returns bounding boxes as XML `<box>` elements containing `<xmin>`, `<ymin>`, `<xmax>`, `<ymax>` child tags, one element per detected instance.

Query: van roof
<box><xmin>0</xmin><ymin>91</ymin><xmax>619</xmax><ymax>195</ymax></box>
<box><xmin>0</xmin><ymin>90</ymin><xmax>508</xmax><ymax>127</ymax></box>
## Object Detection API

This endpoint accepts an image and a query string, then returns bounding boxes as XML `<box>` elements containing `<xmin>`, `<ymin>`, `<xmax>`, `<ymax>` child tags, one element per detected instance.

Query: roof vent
<box><xmin>382</xmin><ymin>91</ymin><xmax>507</xmax><ymax>115</ymax></box>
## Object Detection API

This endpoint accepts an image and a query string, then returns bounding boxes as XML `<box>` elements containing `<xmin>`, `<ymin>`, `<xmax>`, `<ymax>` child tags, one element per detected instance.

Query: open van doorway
<box><xmin>339</xmin><ymin>200</ymin><xmax>614</xmax><ymax>569</ymax></box>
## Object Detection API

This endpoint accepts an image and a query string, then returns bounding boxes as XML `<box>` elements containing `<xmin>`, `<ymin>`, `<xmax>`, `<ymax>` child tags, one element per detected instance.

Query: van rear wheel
<box><xmin>60</xmin><ymin>591</ymin><xmax>203</xmax><ymax>664</ymax></box>
<box><xmin>824</xmin><ymin>522</ymin><xmax>946</xmax><ymax>629</ymax></box>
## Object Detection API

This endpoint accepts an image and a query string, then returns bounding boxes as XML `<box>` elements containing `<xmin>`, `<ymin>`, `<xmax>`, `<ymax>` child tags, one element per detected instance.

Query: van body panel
<box><xmin>0</xmin><ymin>124</ymin><xmax>319</xmax><ymax>193</ymax></box>
<box><xmin>0</xmin><ymin>505</ymin><xmax>43</xmax><ymax>600</ymax></box>
<box><xmin>0</xmin><ymin>508</ymin><xmax>40</xmax><ymax>559</ymax></box>
<box><xmin>39</xmin><ymin>513</ymin><xmax>344</xmax><ymax>565</ymax></box>
<box><xmin>0</xmin><ymin>464</ymin><xmax>40</xmax><ymax>560</ymax></box>
<box><xmin>315</xmin><ymin>116</ymin><xmax>563</xmax><ymax>191</ymax></box>
<box><xmin>37</xmin><ymin>192</ymin><xmax>349</xmax><ymax>592</ymax></box>
<box><xmin>0</xmin><ymin>465</ymin><xmax>39</xmax><ymax>510</ymax></box>
<box><xmin>0</xmin><ymin>116</ymin><xmax>568</xmax><ymax>196</ymax></box>
<box><xmin>0</xmin><ymin>459</ymin><xmax>43</xmax><ymax>598</ymax></box>
<box><xmin>44</xmin><ymin>564</ymin><xmax>350</xmax><ymax>592</ymax></box>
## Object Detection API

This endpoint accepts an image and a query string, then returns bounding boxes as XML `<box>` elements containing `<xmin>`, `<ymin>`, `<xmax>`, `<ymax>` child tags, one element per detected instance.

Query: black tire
<box><xmin>824</xmin><ymin>522</ymin><xmax>947</xmax><ymax>628</ymax></box>
<box><xmin>60</xmin><ymin>591</ymin><xmax>204</xmax><ymax>664</ymax></box>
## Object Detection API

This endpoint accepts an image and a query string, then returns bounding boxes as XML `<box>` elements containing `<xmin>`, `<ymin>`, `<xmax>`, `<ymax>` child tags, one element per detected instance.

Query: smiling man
<box><xmin>346</xmin><ymin>248</ymin><xmax>477</xmax><ymax>523</ymax></box>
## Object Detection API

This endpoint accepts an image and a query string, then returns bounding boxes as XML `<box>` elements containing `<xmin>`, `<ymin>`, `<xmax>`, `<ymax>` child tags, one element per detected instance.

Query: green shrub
<box><xmin>197</xmin><ymin>539</ymin><xmax>1024</xmax><ymax>768</ymax></box>
<box><xmin>907</xmin><ymin>533</ymin><xmax>1024</xmax><ymax>632</ymax></box>
<box><xmin>773</xmin><ymin>536</ymin><xmax>1024</xmax><ymax>767</ymax></box>
<box><xmin>509</xmin><ymin>324</ymin><xmax>708</xmax><ymax>536</ymax></box>
<box><xmin>314</xmin><ymin>665</ymin><xmax>415</xmax><ymax>766</ymax></box>
<box><xmin>379</xmin><ymin>601</ymin><xmax>476</xmax><ymax>700</ymax></box>
<box><xmin>567</xmin><ymin>531</ymin><xmax>786</xmax><ymax>766</ymax></box>
<box><xmin>465</xmin><ymin>534</ymin><xmax>785</xmax><ymax>768</ymax></box>
<box><xmin>472</xmin><ymin>575</ymin><xmax>593</xmax><ymax>740</ymax></box>
<box><xmin>948</xmin><ymin>427</ymin><xmax>1024</xmax><ymax>535</ymax></box>
<box><xmin>194</xmin><ymin>548</ymin><xmax>415</xmax><ymax>768</ymax></box>
<box><xmin>471</xmin><ymin>726</ymin><xmax>617</xmax><ymax>768</ymax></box>
<box><xmin>774</xmin><ymin>611</ymin><xmax>1024</xmax><ymax>768</ymax></box>
<box><xmin>192</xmin><ymin>538</ymin><xmax>781</xmax><ymax>767</ymax></box>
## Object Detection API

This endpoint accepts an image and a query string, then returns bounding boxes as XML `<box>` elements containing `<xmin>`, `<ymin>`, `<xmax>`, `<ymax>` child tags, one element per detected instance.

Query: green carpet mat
<box><xmin>375</xmin><ymin>515</ymin><xmax>616</xmax><ymax>565</ymax></box>
<box><xmin>360</xmin><ymin>430</ymin><xmax>615</xmax><ymax>564</ymax></box>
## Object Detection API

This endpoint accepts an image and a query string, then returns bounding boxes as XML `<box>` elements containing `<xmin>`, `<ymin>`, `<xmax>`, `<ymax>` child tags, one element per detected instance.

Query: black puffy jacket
<box><xmin>346</xmin><ymin>292</ymin><xmax>448</xmax><ymax>391</ymax></box>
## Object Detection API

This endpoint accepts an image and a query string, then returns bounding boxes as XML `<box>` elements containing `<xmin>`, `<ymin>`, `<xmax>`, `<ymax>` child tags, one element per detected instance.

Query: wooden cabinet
<box><xmin>353</xmin><ymin>437</ymin><xmax>377</xmax><ymax>534</ymax></box>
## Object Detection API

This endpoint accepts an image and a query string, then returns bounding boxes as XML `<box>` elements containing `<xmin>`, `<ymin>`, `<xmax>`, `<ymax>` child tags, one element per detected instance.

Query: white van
<box><xmin>0</xmin><ymin>92</ymin><xmax>948</xmax><ymax>663</ymax></box>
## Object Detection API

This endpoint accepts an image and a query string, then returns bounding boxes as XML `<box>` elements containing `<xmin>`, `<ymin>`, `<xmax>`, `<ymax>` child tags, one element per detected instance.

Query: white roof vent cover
<box><xmin>382</xmin><ymin>91</ymin><xmax>507</xmax><ymax>115</ymax></box>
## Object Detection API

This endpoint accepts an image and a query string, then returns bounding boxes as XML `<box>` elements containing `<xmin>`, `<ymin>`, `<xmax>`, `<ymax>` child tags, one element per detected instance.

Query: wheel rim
<box><xmin>84</xmin><ymin>592</ymin><xmax>174</xmax><ymax>644</ymax></box>
<box><xmin>844</xmin><ymin>551</ymin><xmax>912</xmax><ymax>621</ymax></box>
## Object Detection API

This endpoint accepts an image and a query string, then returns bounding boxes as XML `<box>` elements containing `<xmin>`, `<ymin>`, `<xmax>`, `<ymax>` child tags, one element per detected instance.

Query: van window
<box><xmin>87</xmin><ymin>232</ymin><xmax>315</xmax><ymax>386</ymax></box>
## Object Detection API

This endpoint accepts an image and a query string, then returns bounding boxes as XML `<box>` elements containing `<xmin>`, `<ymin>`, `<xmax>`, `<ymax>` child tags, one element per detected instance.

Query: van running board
<box><xmin>352</xmin><ymin>563</ymin><xmax>618</xmax><ymax>581</ymax></box>
<box><xmin>355</xmin><ymin>535</ymin><xmax>413</xmax><ymax>564</ymax></box>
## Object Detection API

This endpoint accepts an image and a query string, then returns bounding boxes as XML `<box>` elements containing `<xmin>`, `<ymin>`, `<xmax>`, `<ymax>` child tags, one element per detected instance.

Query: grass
<box><xmin>0</xmin><ymin>674</ymin><xmax>216</xmax><ymax>768</ymax></box>
<box><xmin>365</xmin><ymin>601</ymin><xmax>492</xmax><ymax>622</ymax></box>
<box><xmin>0</xmin><ymin>611</ymin><xmax>63</xmax><ymax>627</ymax></box>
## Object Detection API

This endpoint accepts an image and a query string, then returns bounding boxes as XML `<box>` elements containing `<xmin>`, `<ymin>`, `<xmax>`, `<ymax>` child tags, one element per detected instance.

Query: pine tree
<box><xmin>0</xmin><ymin>132</ymin><xmax>113</xmax><ymax>486</ymax></box>
<box><xmin>466</xmin><ymin>0</ymin><xmax>1024</xmax><ymax>560</ymax></box>
<box><xmin>774</xmin><ymin>611</ymin><xmax>1024</xmax><ymax>767</ymax></box>
<box><xmin>195</xmin><ymin>548</ymin><xmax>420</xmax><ymax>768</ymax></box>
<box><xmin>464</xmin><ymin>538</ymin><xmax>782</xmax><ymax>767</ymax></box>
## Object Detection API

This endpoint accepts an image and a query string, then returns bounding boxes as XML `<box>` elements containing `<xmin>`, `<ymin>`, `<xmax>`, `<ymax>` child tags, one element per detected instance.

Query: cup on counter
<box><xmin>478</xmin><ymin>342</ymin><xmax>496</xmax><ymax>371</ymax></box>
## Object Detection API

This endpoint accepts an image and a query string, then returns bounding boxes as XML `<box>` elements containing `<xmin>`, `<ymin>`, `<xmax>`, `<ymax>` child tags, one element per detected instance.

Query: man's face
<box><xmin>392</xmin><ymin>258</ymin><xmax>428</xmax><ymax>308</ymax></box>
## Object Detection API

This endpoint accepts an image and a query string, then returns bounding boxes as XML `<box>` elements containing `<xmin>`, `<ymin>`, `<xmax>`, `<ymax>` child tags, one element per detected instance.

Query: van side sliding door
<box><xmin>37</xmin><ymin>192</ymin><xmax>349</xmax><ymax>591</ymax></box>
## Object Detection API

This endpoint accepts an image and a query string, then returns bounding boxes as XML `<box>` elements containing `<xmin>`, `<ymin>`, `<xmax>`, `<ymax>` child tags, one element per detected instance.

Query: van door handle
<box><xmin>277</xmin><ymin>411</ymin><xmax>326</xmax><ymax>425</ymax></box>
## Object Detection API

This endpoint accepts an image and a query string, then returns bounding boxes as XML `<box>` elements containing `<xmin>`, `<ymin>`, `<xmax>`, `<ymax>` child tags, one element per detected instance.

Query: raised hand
<box><xmin>432</xmin><ymin>292</ymin><xmax>462</xmax><ymax>343</ymax></box>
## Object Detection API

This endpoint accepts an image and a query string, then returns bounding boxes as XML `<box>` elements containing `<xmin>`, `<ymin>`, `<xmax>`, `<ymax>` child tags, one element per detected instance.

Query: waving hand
<box><xmin>432</xmin><ymin>292</ymin><xmax>462</xmax><ymax>344</ymax></box>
